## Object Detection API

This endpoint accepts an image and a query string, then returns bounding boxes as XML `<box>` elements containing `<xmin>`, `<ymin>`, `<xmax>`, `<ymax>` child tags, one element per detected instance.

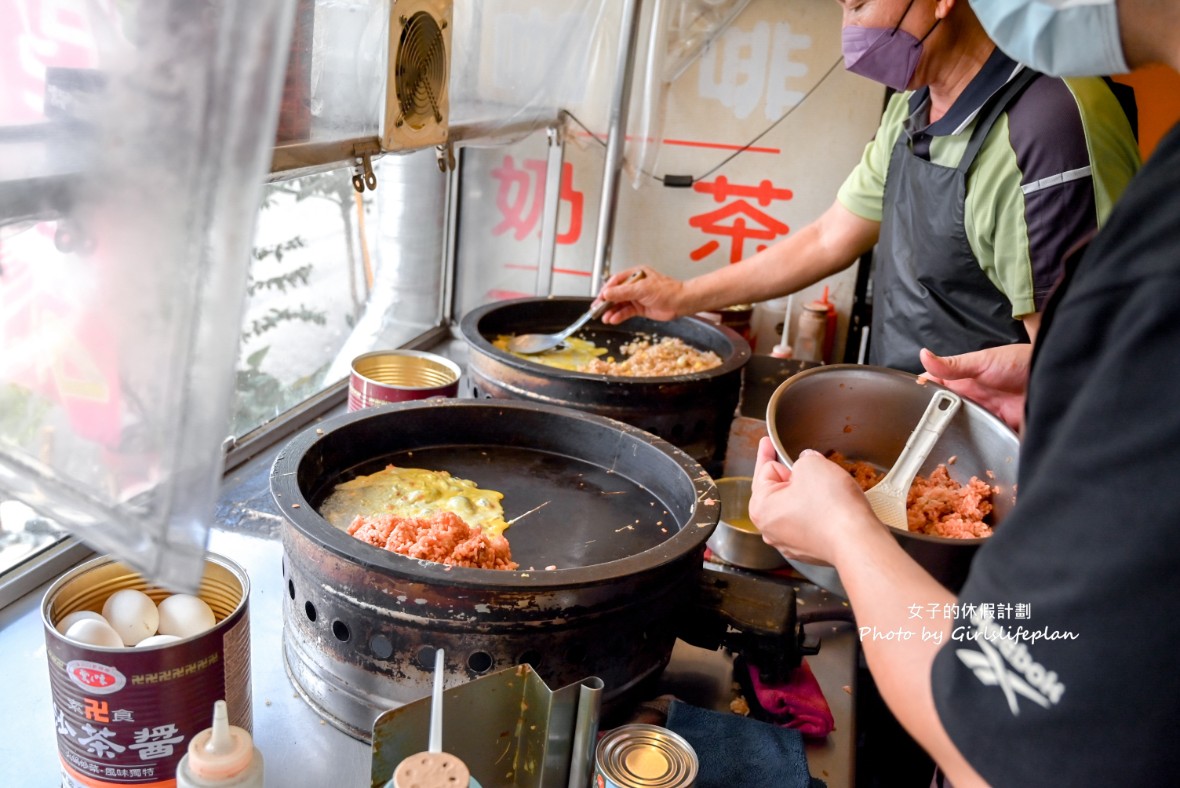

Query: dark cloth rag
<box><xmin>665</xmin><ymin>699</ymin><xmax>826</xmax><ymax>788</ymax></box>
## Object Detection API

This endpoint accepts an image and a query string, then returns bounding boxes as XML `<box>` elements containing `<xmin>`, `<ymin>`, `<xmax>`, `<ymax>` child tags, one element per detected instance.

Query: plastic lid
<box><xmin>186</xmin><ymin>700</ymin><xmax>255</xmax><ymax>781</ymax></box>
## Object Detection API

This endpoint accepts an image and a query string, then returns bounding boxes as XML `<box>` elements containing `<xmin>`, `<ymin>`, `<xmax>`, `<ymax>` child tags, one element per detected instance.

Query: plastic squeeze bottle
<box><xmin>772</xmin><ymin>294</ymin><xmax>794</xmax><ymax>358</ymax></box>
<box><xmin>794</xmin><ymin>302</ymin><xmax>828</xmax><ymax>362</ymax></box>
<box><xmin>175</xmin><ymin>700</ymin><xmax>264</xmax><ymax>788</ymax></box>
<box><xmin>816</xmin><ymin>286</ymin><xmax>838</xmax><ymax>363</ymax></box>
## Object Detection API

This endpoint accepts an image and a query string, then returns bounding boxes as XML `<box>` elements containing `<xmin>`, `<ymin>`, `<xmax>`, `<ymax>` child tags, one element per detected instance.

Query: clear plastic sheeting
<box><xmin>631</xmin><ymin>0</ymin><xmax>754</xmax><ymax>187</ymax></box>
<box><xmin>304</xmin><ymin>0</ymin><xmax>388</xmax><ymax>142</ymax></box>
<box><xmin>0</xmin><ymin>0</ymin><xmax>297</xmax><ymax>591</ymax></box>
<box><xmin>663</xmin><ymin>0</ymin><xmax>755</xmax><ymax>83</ymax></box>
<box><xmin>448</xmin><ymin>0</ymin><xmax>619</xmax><ymax>145</ymax></box>
<box><xmin>273</xmin><ymin>0</ymin><xmax>629</xmax><ymax>152</ymax></box>
<box><xmin>446</xmin><ymin>0</ymin><xmax>755</xmax><ymax>189</ymax></box>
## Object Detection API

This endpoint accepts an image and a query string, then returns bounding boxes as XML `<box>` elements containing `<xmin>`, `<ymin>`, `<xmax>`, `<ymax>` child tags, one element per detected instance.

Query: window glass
<box><xmin>0</xmin><ymin>151</ymin><xmax>449</xmax><ymax>584</ymax></box>
<box><xmin>231</xmin><ymin>151</ymin><xmax>448</xmax><ymax>437</ymax></box>
<box><xmin>0</xmin><ymin>499</ymin><xmax>66</xmax><ymax>576</ymax></box>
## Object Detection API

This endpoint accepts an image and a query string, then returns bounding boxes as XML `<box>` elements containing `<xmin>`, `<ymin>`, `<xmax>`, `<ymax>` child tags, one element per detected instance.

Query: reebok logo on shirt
<box><xmin>953</xmin><ymin>613</ymin><xmax>1066</xmax><ymax>716</ymax></box>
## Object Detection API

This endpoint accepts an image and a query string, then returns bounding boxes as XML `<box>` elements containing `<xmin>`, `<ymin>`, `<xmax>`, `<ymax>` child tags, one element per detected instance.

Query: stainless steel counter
<box><xmin>0</xmin><ymin>402</ymin><xmax>857</xmax><ymax>788</ymax></box>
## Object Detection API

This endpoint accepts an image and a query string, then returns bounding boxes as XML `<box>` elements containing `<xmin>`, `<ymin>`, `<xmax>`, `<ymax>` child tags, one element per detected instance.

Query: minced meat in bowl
<box><xmin>828</xmin><ymin>452</ymin><xmax>996</xmax><ymax>540</ymax></box>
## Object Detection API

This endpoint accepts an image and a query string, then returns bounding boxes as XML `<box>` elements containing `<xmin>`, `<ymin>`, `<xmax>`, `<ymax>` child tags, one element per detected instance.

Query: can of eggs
<box><xmin>594</xmin><ymin>724</ymin><xmax>698</xmax><ymax>788</ymax></box>
<box><xmin>41</xmin><ymin>553</ymin><xmax>250</xmax><ymax>787</ymax></box>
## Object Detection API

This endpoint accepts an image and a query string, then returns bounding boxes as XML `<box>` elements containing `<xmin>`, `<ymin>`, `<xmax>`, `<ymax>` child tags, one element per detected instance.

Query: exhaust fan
<box><xmin>382</xmin><ymin>0</ymin><xmax>452</xmax><ymax>151</ymax></box>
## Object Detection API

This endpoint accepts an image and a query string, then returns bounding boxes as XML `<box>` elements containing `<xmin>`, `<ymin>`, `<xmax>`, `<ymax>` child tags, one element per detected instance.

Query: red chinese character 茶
<box><xmin>688</xmin><ymin>176</ymin><xmax>793</xmax><ymax>263</ymax></box>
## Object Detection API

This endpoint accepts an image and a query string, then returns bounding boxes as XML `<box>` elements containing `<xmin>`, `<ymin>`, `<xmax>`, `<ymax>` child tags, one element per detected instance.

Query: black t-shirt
<box><xmin>930</xmin><ymin>120</ymin><xmax>1180</xmax><ymax>785</ymax></box>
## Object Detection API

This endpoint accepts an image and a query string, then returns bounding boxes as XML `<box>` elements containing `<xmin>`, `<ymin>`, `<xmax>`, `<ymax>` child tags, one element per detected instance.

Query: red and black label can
<box><xmin>41</xmin><ymin>554</ymin><xmax>250</xmax><ymax>787</ymax></box>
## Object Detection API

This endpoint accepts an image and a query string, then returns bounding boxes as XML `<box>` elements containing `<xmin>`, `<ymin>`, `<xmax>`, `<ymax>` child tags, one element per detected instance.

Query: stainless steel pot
<box><xmin>705</xmin><ymin>477</ymin><xmax>787</xmax><ymax>571</ymax></box>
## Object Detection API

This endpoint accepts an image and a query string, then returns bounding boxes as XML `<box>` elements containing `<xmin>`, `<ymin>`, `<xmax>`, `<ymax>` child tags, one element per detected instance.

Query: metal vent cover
<box><xmin>383</xmin><ymin>0</ymin><xmax>451</xmax><ymax>150</ymax></box>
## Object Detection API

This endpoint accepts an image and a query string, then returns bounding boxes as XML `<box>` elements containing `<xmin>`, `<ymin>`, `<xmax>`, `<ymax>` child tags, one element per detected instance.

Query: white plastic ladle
<box><xmin>863</xmin><ymin>389</ymin><xmax>962</xmax><ymax>531</ymax></box>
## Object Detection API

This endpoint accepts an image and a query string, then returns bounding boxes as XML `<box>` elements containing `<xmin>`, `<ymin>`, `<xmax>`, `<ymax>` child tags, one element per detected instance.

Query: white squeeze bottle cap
<box><xmin>176</xmin><ymin>700</ymin><xmax>264</xmax><ymax>788</ymax></box>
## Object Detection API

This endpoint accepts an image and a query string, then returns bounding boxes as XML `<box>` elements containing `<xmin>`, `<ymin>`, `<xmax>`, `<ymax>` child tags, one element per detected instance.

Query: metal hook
<box><xmin>352</xmin><ymin>148</ymin><xmax>378</xmax><ymax>192</ymax></box>
<box><xmin>435</xmin><ymin>143</ymin><xmax>455</xmax><ymax>173</ymax></box>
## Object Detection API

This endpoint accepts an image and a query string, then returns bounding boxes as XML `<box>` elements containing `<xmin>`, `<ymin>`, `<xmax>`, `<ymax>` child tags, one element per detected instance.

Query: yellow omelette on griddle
<box><xmin>320</xmin><ymin>466</ymin><xmax>510</xmax><ymax>537</ymax></box>
<box><xmin>493</xmin><ymin>335</ymin><xmax>609</xmax><ymax>370</ymax></box>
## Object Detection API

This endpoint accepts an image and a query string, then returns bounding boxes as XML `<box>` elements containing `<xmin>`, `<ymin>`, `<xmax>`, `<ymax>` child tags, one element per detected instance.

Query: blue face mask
<box><xmin>968</xmin><ymin>0</ymin><xmax>1128</xmax><ymax>77</ymax></box>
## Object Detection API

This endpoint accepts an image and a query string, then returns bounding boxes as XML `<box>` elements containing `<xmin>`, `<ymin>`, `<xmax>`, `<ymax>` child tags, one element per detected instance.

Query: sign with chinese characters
<box><xmin>686</xmin><ymin>176</ymin><xmax>794</xmax><ymax>264</ymax></box>
<box><xmin>491</xmin><ymin>158</ymin><xmax>585</xmax><ymax>246</ymax></box>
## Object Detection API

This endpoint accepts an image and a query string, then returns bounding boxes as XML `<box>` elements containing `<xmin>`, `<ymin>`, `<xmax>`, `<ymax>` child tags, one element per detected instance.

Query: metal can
<box><xmin>42</xmin><ymin>553</ymin><xmax>251</xmax><ymax>788</ymax></box>
<box><xmin>348</xmin><ymin>349</ymin><xmax>461</xmax><ymax>411</ymax></box>
<box><xmin>594</xmin><ymin>723</ymin><xmax>698</xmax><ymax>788</ymax></box>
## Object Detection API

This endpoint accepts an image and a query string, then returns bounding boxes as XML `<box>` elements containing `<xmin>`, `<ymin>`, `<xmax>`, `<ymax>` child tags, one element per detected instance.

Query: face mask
<box><xmin>842</xmin><ymin>0</ymin><xmax>941</xmax><ymax>92</ymax></box>
<box><xmin>968</xmin><ymin>0</ymin><xmax>1128</xmax><ymax>76</ymax></box>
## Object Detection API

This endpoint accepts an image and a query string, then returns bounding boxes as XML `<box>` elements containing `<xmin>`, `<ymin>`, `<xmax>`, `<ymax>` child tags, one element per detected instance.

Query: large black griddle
<box><xmin>271</xmin><ymin>399</ymin><xmax>813</xmax><ymax>740</ymax></box>
<box><xmin>461</xmin><ymin>296</ymin><xmax>748</xmax><ymax>381</ymax></box>
<box><xmin>306</xmin><ymin>444</ymin><xmax>689</xmax><ymax>571</ymax></box>
<box><xmin>277</xmin><ymin>398</ymin><xmax>713</xmax><ymax>588</ymax></box>
<box><xmin>458</xmin><ymin>297</ymin><xmax>751</xmax><ymax>471</ymax></box>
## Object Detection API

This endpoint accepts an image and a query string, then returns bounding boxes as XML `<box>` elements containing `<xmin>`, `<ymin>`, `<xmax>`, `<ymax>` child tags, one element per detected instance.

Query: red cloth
<box><xmin>747</xmin><ymin>659</ymin><xmax>835</xmax><ymax>739</ymax></box>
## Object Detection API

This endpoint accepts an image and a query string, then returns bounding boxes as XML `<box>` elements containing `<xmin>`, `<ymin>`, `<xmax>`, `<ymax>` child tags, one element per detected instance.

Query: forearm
<box><xmin>833</xmin><ymin>525</ymin><xmax>987</xmax><ymax>786</ymax></box>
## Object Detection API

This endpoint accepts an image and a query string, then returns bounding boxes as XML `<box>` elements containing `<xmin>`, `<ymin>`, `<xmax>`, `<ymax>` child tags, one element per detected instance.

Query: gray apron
<box><xmin>869</xmin><ymin>69</ymin><xmax>1039</xmax><ymax>373</ymax></box>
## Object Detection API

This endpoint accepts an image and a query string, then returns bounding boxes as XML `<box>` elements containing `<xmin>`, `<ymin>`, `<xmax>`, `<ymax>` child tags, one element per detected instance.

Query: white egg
<box><xmin>64</xmin><ymin>618</ymin><xmax>125</xmax><ymax>649</ymax></box>
<box><xmin>157</xmin><ymin>594</ymin><xmax>216</xmax><ymax>639</ymax></box>
<box><xmin>102</xmin><ymin>589</ymin><xmax>160</xmax><ymax>646</ymax></box>
<box><xmin>55</xmin><ymin>610</ymin><xmax>106</xmax><ymax>635</ymax></box>
<box><xmin>136</xmin><ymin>634</ymin><xmax>182</xmax><ymax>648</ymax></box>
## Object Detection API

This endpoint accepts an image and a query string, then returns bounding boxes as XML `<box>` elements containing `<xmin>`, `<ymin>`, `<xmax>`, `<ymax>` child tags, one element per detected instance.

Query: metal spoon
<box><xmin>506</xmin><ymin>270</ymin><xmax>646</xmax><ymax>355</ymax></box>
<box><xmin>864</xmin><ymin>389</ymin><xmax>962</xmax><ymax>531</ymax></box>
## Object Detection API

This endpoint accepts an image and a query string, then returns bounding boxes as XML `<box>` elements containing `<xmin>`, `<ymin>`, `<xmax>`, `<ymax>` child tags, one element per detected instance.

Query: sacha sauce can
<box><xmin>594</xmin><ymin>724</ymin><xmax>698</xmax><ymax>788</ymax></box>
<box><xmin>41</xmin><ymin>553</ymin><xmax>251</xmax><ymax>788</ymax></box>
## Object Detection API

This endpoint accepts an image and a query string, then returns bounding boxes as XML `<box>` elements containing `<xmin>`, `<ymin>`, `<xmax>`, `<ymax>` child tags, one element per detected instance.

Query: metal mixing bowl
<box><xmin>705</xmin><ymin>477</ymin><xmax>787</xmax><ymax>571</ymax></box>
<box><xmin>766</xmin><ymin>364</ymin><xmax>1020</xmax><ymax>596</ymax></box>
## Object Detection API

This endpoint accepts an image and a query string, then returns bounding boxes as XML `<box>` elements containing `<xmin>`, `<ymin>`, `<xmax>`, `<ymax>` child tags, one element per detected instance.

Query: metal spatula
<box><xmin>864</xmin><ymin>389</ymin><xmax>962</xmax><ymax>531</ymax></box>
<box><xmin>506</xmin><ymin>270</ymin><xmax>645</xmax><ymax>354</ymax></box>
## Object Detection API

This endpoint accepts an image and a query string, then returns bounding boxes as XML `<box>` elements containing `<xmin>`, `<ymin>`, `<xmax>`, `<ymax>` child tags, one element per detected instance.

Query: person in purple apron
<box><xmin>599</xmin><ymin>0</ymin><xmax>1140</xmax><ymax>374</ymax></box>
<box><xmin>748</xmin><ymin>1</ymin><xmax>1180</xmax><ymax>784</ymax></box>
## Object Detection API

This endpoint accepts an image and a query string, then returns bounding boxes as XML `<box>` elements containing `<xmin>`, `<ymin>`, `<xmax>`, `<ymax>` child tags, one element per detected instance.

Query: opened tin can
<box><xmin>348</xmin><ymin>349</ymin><xmax>461</xmax><ymax>411</ymax></box>
<box><xmin>42</xmin><ymin>553</ymin><xmax>251</xmax><ymax>787</ymax></box>
<box><xmin>594</xmin><ymin>723</ymin><xmax>698</xmax><ymax>788</ymax></box>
